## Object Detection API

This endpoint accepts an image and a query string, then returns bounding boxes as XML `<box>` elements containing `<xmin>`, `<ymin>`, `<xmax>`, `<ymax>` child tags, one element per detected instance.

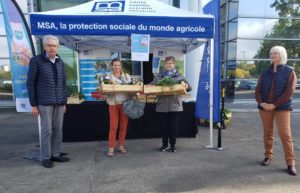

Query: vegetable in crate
<box><xmin>102</xmin><ymin>79</ymin><xmax>110</xmax><ymax>84</ymax></box>
<box><xmin>155</xmin><ymin>77</ymin><xmax>177</xmax><ymax>86</ymax></box>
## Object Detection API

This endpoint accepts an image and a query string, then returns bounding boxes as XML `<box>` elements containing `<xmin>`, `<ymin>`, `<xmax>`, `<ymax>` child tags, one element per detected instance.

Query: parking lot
<box><xmin>0</xmin><ymin>108</ymin><xmax>299</xmax><ymax>193</ymax></box>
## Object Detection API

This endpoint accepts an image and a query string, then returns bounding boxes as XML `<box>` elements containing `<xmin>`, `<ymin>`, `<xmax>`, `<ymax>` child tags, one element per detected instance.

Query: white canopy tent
<box><xmin>30</xmin><ymin>0</ymin><xmax>214</xmax><ymax>52</ymax></box>
<box><xmin>29</xmin><ymin>0</ymin><xmax>216</xmax><ymax>148</ymax></box>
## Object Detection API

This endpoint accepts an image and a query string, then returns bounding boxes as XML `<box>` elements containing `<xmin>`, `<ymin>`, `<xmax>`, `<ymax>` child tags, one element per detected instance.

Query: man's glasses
<box><xmin>46</xmin><ymin>44</ymin><xmax>58</xmax><ymax>48</ymax></box>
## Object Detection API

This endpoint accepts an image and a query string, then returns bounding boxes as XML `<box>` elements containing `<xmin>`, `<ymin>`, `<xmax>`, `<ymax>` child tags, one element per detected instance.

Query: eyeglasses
<box><xmin>46</xmin><ymin>44</ymin><xmax>58</xmax><ymax>48</ymax></box>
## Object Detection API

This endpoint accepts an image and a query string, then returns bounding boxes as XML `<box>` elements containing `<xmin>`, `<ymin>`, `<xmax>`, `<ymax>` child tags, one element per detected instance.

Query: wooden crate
<box><xmin>100</xmin><ymin>82</ymin><xmax>143</xmax><ymax>93</ymax></box>
<box><xmin>67</xmin><ymin>97</ymin><xmax>84</xmax><ymax>104</ymax></box>
<box><xmin>143</xmin><ymin>83</ymin><xmax>187</xmax><ymax>95</ymax></box>
<box><xmin>146</xmin><ymin>94</ymin><xmax>157</xmax><ymax>103</ymax></box>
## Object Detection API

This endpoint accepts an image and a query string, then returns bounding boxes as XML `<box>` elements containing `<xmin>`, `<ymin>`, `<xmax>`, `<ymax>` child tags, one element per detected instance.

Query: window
<box><xmin>0</xmin><ymin>59</ymin><xmax>10</xmax><ymax>68</ymax></box>
<box><xmin>227</xmin><ymin>41</ymin><xmax>237</xmax><ymax>60</ymax></box>
<box><xmin>0</xmin><ymin>59</ymin><xmax>12</xmax><ymax>97</ymax></box>
<box><xmin>228</xmin><ymin>2</ymin><xmax>238</xmax><ymax>20</ymax></box>
<box><xmin>0</xmin><ymin>15</ymin><xmax>6</xmax><ymax>35</ymax></box>
<box><xmin>237</xmin><ymin>18</ymin><xmax>273</xmax><ymax>38</ymax></box>
<box><xmin>236</xmin><ymin>39</ymin><xmax>262</xmax><ymax>60</ymax></box>
<box><xmin>228</xmin><ymin>19</ymin><xmax>237</xmax><ymax>40</ymax></box>
<box><xmin>39</xmin><ymin>0</ymin><xmax>88</xmax><ymax>11</ymax></box>
<box><xmin>0</xmin><ymin>37</ymin><xmax>9</xmax><ymax>57</ymax></box>
<box><xmin>237</xmin><ymin>18</ymin><xmax>300</xmax><ymax>39</ymax></box>
<box><xmin>17</xmin><ymin>1</ymin><xmax>29</xmax><ymax>13</ymax></box>
<box><xmin>238</xmin><ymin>0</ymin><xmax>278</xmax><ymax>18</ymax></box>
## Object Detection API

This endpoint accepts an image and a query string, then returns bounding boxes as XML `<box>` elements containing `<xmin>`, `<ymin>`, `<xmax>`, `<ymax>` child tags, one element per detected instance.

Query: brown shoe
<box><xmin>287</xmin><ymin>165</ymin><xmax>297</xmax><ymax>176</ymax></box>
<box><xmin>261</xmin><ymin>157</ymin><xmax>272</xmax><ymax>166</ymax></box>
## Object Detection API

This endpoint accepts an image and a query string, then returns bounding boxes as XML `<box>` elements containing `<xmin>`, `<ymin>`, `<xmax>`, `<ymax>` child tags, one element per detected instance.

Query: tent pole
<box><xmin>208</xmin><ymin>38</ymin><xmax>214</xmax><ymax>148</ymax></box>
<box><xmin>76</xmin><ymin>43</ymin><xmax>80</xmax><ymax>93</ymax></box>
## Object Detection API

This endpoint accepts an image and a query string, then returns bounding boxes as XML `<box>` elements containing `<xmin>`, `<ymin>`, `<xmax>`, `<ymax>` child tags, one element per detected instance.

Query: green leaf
<box><xmin>155</xmin><ymin>77</ymin><xmax>177</xmax><ymax>86</ymax></box>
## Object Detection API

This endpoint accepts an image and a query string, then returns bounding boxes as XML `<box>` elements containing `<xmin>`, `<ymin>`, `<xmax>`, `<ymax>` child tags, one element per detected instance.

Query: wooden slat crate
<box><xmin>143</xmin><ymin>83</ymin><xmax>187</xmax><ymax>95</ymax></box>
<box><xmin>100</xmin><ymin>82</ymin><xmax>143</xmax><ymax>93</ymax></box>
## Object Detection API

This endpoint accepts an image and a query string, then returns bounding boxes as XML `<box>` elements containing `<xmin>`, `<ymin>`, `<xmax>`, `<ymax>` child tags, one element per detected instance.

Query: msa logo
<box><xmin>92</xmin><ymin>1</ymin><xmax>125</xmax><ymax>12</ymax></box>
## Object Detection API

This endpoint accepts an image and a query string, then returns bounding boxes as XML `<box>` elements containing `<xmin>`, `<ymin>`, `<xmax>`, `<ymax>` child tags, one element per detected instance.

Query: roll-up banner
<box><xmin>0</xmin><ymin>0</ymin><xmax>35</xmax><ymax>112</ymax></box>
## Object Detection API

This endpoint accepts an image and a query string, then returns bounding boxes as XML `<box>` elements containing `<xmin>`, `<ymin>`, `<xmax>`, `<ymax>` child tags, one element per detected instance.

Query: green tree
<box><xmin>254</xmin><ymin>0</ymin><xmax>300</xmax><ymax>76</ymax></box>
<box><xmin>0</xmin><ymin>72</ymin><xmax>12</xmax><ymax>93</ymax></box>
<box><xmin>0</xmin><ymin>71</ymin><xmax>12</xmax><ymax>80</ymax></box>
<box><xmin>236</xmin><ymin>68</ymin><xmax>250</xmax><ymax>79</ymax></box>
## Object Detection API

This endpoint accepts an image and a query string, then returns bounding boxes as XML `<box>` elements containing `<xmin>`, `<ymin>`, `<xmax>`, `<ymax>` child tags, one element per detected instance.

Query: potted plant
<box><xmin>223</xmin><ymin>108</ymin><xmax>232</xmax><ymax>127</ymax></box>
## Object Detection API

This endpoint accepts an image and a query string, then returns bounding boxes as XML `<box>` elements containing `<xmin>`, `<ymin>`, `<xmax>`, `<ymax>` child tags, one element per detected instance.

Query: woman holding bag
<box><xmin>106</xmin><ymin>58</ymin><xmax>131</xmax><ymax>157</ymax></box>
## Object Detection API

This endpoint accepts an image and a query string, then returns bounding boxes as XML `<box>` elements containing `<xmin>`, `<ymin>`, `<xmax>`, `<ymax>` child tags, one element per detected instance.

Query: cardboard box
<box><xmin>100</xmin><ymin>82</ymin><xmax>143</xmax><ymax>93</ymax></box>
<box><xmin>144</xmin><ymin>83</ymin><xmax>187</xmax><ymax>95</ymax></box>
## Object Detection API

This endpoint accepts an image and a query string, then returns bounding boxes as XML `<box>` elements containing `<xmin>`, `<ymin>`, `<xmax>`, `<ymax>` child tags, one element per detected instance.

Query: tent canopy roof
<box><xmin>30</xmin><ymin>0</ymin><xmax>214</xmax><ymax>53</ymax></box>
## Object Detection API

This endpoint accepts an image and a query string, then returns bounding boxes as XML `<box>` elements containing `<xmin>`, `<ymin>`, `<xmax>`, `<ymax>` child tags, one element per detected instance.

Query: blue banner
<box><xmin>195</xmin><ymin>0</ymin><xmax>220</xmax><ymax>122</ymax></box>
<box><xmin>30</xmin><ymin>15</ymin><xmax>214</xmax><ymax>38</ymax></box>
<box><xmin>1</xmin><ymin>0</ymin><xmax>34</xmax><ymax>112</ymax></box>
<box><xmin>152</xmin><ymin>57</ymin><xmax>160</xmax><ymax>74</ymax></box>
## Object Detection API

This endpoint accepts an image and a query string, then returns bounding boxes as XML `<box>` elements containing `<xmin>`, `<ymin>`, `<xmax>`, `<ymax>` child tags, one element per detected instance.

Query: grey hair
<box><xmin>270</xmin><ymin>46</ymin><xmax>287</xmax><ymax>64</ymax></box>
<box><xmin>42</xmin><ymin>35</ymin><xmax>59</xmax><ymax>46</ymax></box>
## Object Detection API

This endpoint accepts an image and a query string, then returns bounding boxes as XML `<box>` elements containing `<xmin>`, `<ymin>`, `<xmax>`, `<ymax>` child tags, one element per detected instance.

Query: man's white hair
<box><xmin>270</xmin><ymin>46</ymin><xmax>287</xmax><ymax>64</ymax></box>
<box><xmin>42</xmin><ymin>35</ymin><xmax>59</xmax><ymax>46</ymax></box>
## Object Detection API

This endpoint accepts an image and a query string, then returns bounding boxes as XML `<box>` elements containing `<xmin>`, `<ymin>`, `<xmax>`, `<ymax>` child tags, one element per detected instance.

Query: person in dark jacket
<box><xmin>255</xmin><ymin>46</ymin><xmax>297</xmax><ymax>176</ymax></box>
<box><xmin>150</xmin><ymin>56</ymin><xmax>191</xmax><ymax>153</ymax></box>
<box><xmin>27</xmin><ymin>35</ymin><xmax>69</xmax><ymax>168</ymax></box>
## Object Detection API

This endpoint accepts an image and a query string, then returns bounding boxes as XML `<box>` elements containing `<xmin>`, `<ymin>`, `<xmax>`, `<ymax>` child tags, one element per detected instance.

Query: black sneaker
<box><xmin>168</xmin><ymin>147</ymin><xmax>176</xmax><ymax>153</ymax></box>
<box><xmin>51</xmin><ymin>156</ymin><xmax>70</xmax><ymax>162</ymax></box>
<box><xmin>42</xmin><ymin>159</ymin><xmax>53</xmax><ymax>168</ymax></box>
<box><xmin>59</xmin><ymin>152</ymin><xmax>68</xmax><ymax>156</ymax></box>
<box><xmin>159</xmin><ymin>145</ymin><xmax>169</xmax><ymax>152</ymax></box>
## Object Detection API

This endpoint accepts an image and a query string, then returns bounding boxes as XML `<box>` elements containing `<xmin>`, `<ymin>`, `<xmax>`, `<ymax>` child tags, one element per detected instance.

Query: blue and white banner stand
<box><xmin>195</xmin><ymin>0</ymin><xmax>221</xmax><ymax>149</ymax></box>
<box><xmin>1</xmin><ymin>0</ymin><xmax>35</xmax><ymax>112</ymax></box>
<box><xmin>152</xmin><ymin>57</ymin><xmax>160</xmax><ymax>74</ymax></box>
<box><xmin>131</xmin><ymin>34</ymin><xmax>150</xmax><ymax>61</ymax></box>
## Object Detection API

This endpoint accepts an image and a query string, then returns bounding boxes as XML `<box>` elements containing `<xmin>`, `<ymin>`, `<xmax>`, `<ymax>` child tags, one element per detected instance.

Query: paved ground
<box><xmin>0</xmin><ymin>108</ymin><xmax>299</xmax><ymax>193</ymax></box>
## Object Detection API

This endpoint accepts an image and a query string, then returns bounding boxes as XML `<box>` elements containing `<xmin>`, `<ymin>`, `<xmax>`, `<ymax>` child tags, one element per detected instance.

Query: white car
<box><xmin>3</xmin><ymin>80</ymin><xmax>12</xmax><ymax>85</ymax></box>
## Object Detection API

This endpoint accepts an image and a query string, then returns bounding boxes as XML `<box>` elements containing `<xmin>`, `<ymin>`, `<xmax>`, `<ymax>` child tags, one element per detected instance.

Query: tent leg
<box><xmin>206</xmin><ymin>39</ymin><xmax>214</xmax><ymax>149</ymax></box>
<box><xmin>38</xmin><ymin>115</ymin><xmax>41</xmax><ymax>161</ymax></box>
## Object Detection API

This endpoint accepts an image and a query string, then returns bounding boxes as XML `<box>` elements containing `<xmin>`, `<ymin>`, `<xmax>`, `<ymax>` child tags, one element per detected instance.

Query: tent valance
<box><xmin>30</xmin><ymin>0</ymin><xmax>214</xmax><ymax>39</ymax></box>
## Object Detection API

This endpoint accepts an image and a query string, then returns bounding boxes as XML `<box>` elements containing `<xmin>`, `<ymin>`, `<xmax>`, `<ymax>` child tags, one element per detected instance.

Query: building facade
<box><xmin>0</xmin><ymin>0</ymin><xmax>299</xmax><ymax>103</ymax></box>
<box><xmin>221</xmin><ymin>0</ymin><xmax>300</xmax><ymax>99</ymax></box>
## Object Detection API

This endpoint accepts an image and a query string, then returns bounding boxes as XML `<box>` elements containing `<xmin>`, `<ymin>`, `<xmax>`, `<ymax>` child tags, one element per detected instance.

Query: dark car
<box><xmin>239</xmin><ymin>80</ymin><xmax>257</xmax><ymax>90</ymax></box>
<box><xmin>296</xmin><ymin>80</ymin><xmax>300</xmax><ymax>89</ymax></box>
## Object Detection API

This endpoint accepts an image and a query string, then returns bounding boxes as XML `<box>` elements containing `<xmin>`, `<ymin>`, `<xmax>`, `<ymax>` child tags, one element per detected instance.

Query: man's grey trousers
<box><xmin>39</xmin><ymin>105</ymin><xmax>64</xmax><ymax>160</ymax></box>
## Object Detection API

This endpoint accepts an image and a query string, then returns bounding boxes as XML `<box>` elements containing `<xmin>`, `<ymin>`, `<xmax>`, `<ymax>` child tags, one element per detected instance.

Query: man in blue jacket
<box><xmin>27</xmin><ymin>35</ymin><xmax>69</xmax><ymax>168</ymax></box>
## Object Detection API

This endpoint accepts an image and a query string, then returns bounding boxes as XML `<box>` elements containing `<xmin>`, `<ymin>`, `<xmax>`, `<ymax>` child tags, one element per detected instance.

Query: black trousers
<box><xmin>158</xmin><ymin>112</ymin><xmax>180</xmax><ymax>147</ymax></box>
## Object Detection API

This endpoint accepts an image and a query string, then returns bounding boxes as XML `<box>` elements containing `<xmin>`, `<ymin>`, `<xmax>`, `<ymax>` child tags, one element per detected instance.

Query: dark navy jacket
<box><xmin>27</xmin><ymin>52</ymin><xmax>67</xmax><ymax>106</ymax></box>
<box><xmin>260</xmin><ymin>64</ymin><xmax>293</xmax><ymax>110</ymax></box>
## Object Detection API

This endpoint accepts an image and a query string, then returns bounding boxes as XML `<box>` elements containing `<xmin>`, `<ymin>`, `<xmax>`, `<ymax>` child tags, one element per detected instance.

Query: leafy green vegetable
<box><xmin>102</xmin><ymin>79</ymin><xmax>110</xmax><ymax>84</ymax></box>
<box><xmin>155</xmin><ymin>77</ymin><xmax>177</xmax><ymax>86</ymax></box>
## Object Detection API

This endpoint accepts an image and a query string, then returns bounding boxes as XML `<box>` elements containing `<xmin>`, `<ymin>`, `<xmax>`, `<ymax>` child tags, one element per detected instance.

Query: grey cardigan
<box><xmin>152</xmin><ymin>69</ymin><xmax>192</xmax><ymax>112</ymax></box>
